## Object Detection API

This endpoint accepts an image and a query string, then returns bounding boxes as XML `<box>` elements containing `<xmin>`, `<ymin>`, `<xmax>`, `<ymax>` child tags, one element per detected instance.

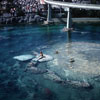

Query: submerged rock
<box><xmin>43</xmin><ymin>70</ymin><xmax>63</xmax><ymax>83</ymax></box>
<box><xmin>63</xmin><ymin>79</ymin><xmax>92</xmax><ymax>88</ymax></box>
<box><xmin>44</xmin><ymin>70</ymin><xmax>91</xmax><ymax>88</ymax></box>
<box><xmin>26</xmin><ymin>67</ymin><xmax>48</xmax><ymax>74</ymax></box>
<box><xmin>69</xmin><ymin>58</ymin><xmax>75</xmax><ymax>63</ymax></box>
<box><xmin>55</xmin><ymin>51</ymin><xmax>59</xmax><ymax>54</ymax></box>
<box><xmin>92</xmin><ymin>75</ymin><xmax>100</xmax><ymax>82</ymax></box>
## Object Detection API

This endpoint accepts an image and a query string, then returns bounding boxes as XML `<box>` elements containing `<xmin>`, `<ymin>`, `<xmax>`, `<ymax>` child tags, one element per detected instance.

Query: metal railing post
<box><xmin>47</xmin><ymin>4</ymin><xmax>51</xmax><ymax>22</ymax></box>
<box><xmin>66</xmin><ymin>7</ymin><xmax>72</xmax><ymax>29</ymax></box>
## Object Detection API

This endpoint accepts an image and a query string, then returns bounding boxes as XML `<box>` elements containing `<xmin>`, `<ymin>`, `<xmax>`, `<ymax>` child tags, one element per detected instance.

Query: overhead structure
<box><xmin>44</xmin><ymin>0</ymin><xmax>100</xmax><ymax>31</ymax></box>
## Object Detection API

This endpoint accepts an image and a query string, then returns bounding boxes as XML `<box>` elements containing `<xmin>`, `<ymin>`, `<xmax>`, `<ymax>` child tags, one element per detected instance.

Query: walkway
<box><xmin>44</xmin><ymin>0</ymin><xmax>100</xmax><ymax>31</ymax></box>
<box><xmin>44</xmin><ymin>0</ymin><xmax>100</xmax><ymax>10</ymax></box>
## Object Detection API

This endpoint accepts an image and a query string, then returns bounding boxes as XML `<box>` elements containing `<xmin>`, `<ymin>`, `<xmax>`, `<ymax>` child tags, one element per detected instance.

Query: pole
<box><xmin>47</xmin><ymin>4</ymin><xmax>51</xmax><ymax>22</ymax></box>
<box><xmin>66</xmin><ymin>7</ymin><xmax>72</xmax><ymax>29</ymax></box>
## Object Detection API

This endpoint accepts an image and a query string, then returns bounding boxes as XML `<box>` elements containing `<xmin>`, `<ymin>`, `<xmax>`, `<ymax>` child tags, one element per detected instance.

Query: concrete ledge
<box><xmin>43</xmin><ymin>20</ymin><xmax>54</xmax><ymax>25</ymax></box>
<box><xmin>51</xmin><ymin>18</ymin><xmax>100</xmax><ymax>23</ymax></box>
<box><xmin>62</xmin><ymin>27</ymin><xmax>73</xmax><ymax>32</ymax></box>
<box><xmin>73</xmin><ymin>18</ymin><xmax>100</xmax><ymax>23</ymax></box>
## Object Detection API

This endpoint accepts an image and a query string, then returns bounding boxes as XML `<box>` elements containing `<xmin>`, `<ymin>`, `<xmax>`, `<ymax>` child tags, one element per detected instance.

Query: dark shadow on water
<box><xmin>67</xmin><ymin>31</ymin><xmax>72</xmax><ymax>43</ymax></box>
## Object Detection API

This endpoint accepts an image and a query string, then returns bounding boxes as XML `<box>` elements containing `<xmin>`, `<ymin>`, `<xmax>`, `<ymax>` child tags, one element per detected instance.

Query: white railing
<box><xmin>44</xmin><ymin>0</ymin><xmax>100</xmax><ymax>10</ymax></box>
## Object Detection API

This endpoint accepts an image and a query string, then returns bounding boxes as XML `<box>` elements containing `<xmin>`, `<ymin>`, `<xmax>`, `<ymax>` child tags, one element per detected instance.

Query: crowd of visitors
<box><xmin>15</xmin><ymin>0</ymin><xmax>45</xmax><ymax>13</ymax></box>
<box><xmin>0</xmin><ymin>0</ymin><xmax>46</xmax><ymax>24</ymax></box>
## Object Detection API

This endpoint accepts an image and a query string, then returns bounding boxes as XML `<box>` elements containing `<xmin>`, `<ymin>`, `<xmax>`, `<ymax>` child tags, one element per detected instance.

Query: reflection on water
<box><xmin>0</xmin><ymin>23</ymin><xmax>100</xmax><ymax>100</ymax></box>
<box><xmin>67</xmin><ymin>31</ymin><xmax>72</xmax><ymax>54</ymax></box>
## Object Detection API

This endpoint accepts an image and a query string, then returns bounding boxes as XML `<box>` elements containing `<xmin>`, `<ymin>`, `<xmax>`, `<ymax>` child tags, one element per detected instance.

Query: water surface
<box><xmin>0</xmin><ymin>23</ymin><xmax>100</xmax><ymax>100</ymax></box>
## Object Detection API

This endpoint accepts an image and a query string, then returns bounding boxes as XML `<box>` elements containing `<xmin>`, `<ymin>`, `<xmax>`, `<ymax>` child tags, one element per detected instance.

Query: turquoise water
<box><xmin>0</xmin><ymin>23</ymin><xmax>100</xmax><ymax>100</ymax></box>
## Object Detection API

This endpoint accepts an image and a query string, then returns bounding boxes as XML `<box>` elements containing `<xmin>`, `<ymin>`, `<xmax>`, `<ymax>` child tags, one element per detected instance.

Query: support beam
<box><xmin>67</xmin><ymin>7</ymin><xmax>70</xmax><ymax>29</ymax></box>
<box><xmin>44</xmin><ymin>0</ymin><xmax>100</xmax><ymax>10</ymax></box>
<box><xmin>63</xmin><ymin>7</ymin><xmax>73</xmax><ymax>31</ymax></box>
<box><xmin>66</xmin><ymin>7</ymin><xmax>73</xmax><ymax>31</ymax></box>
<box><xmin>47</xmin><ymin>4</ymin><xmax>51</xmax><ymax>22</ymax></box>
<box><xmin>44</xmin><ymin>4</ymin><xmax>53</xmax><ymax>25</ymax></box>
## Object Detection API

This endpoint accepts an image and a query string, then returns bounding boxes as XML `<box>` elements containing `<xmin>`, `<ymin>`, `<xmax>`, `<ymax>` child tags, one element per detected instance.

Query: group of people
<box><xmin>10</xmin><ymin>8</ymin><xmax>16</xmax><ymax>16</ymax></box>
<box><xmin>16</xmin><ymin>0</ymin><xmax>45</xmax><ymax>13</ymax></box>
<box><xmin>0</xmin><ymin>0</ymin><xmax>46</xmax><ymax>24</ymax></box>
<box><xmin>0</xmin><ymin>0</ymin><xmax>44</xmax><ymax>15</ymax></box>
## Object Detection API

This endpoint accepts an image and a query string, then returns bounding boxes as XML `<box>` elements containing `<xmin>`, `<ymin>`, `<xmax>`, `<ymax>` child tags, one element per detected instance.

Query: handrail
<box><xmin>44</xmin><ymin>0</ymin><xmax>100</xmax><ymax>10</ymax></box>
